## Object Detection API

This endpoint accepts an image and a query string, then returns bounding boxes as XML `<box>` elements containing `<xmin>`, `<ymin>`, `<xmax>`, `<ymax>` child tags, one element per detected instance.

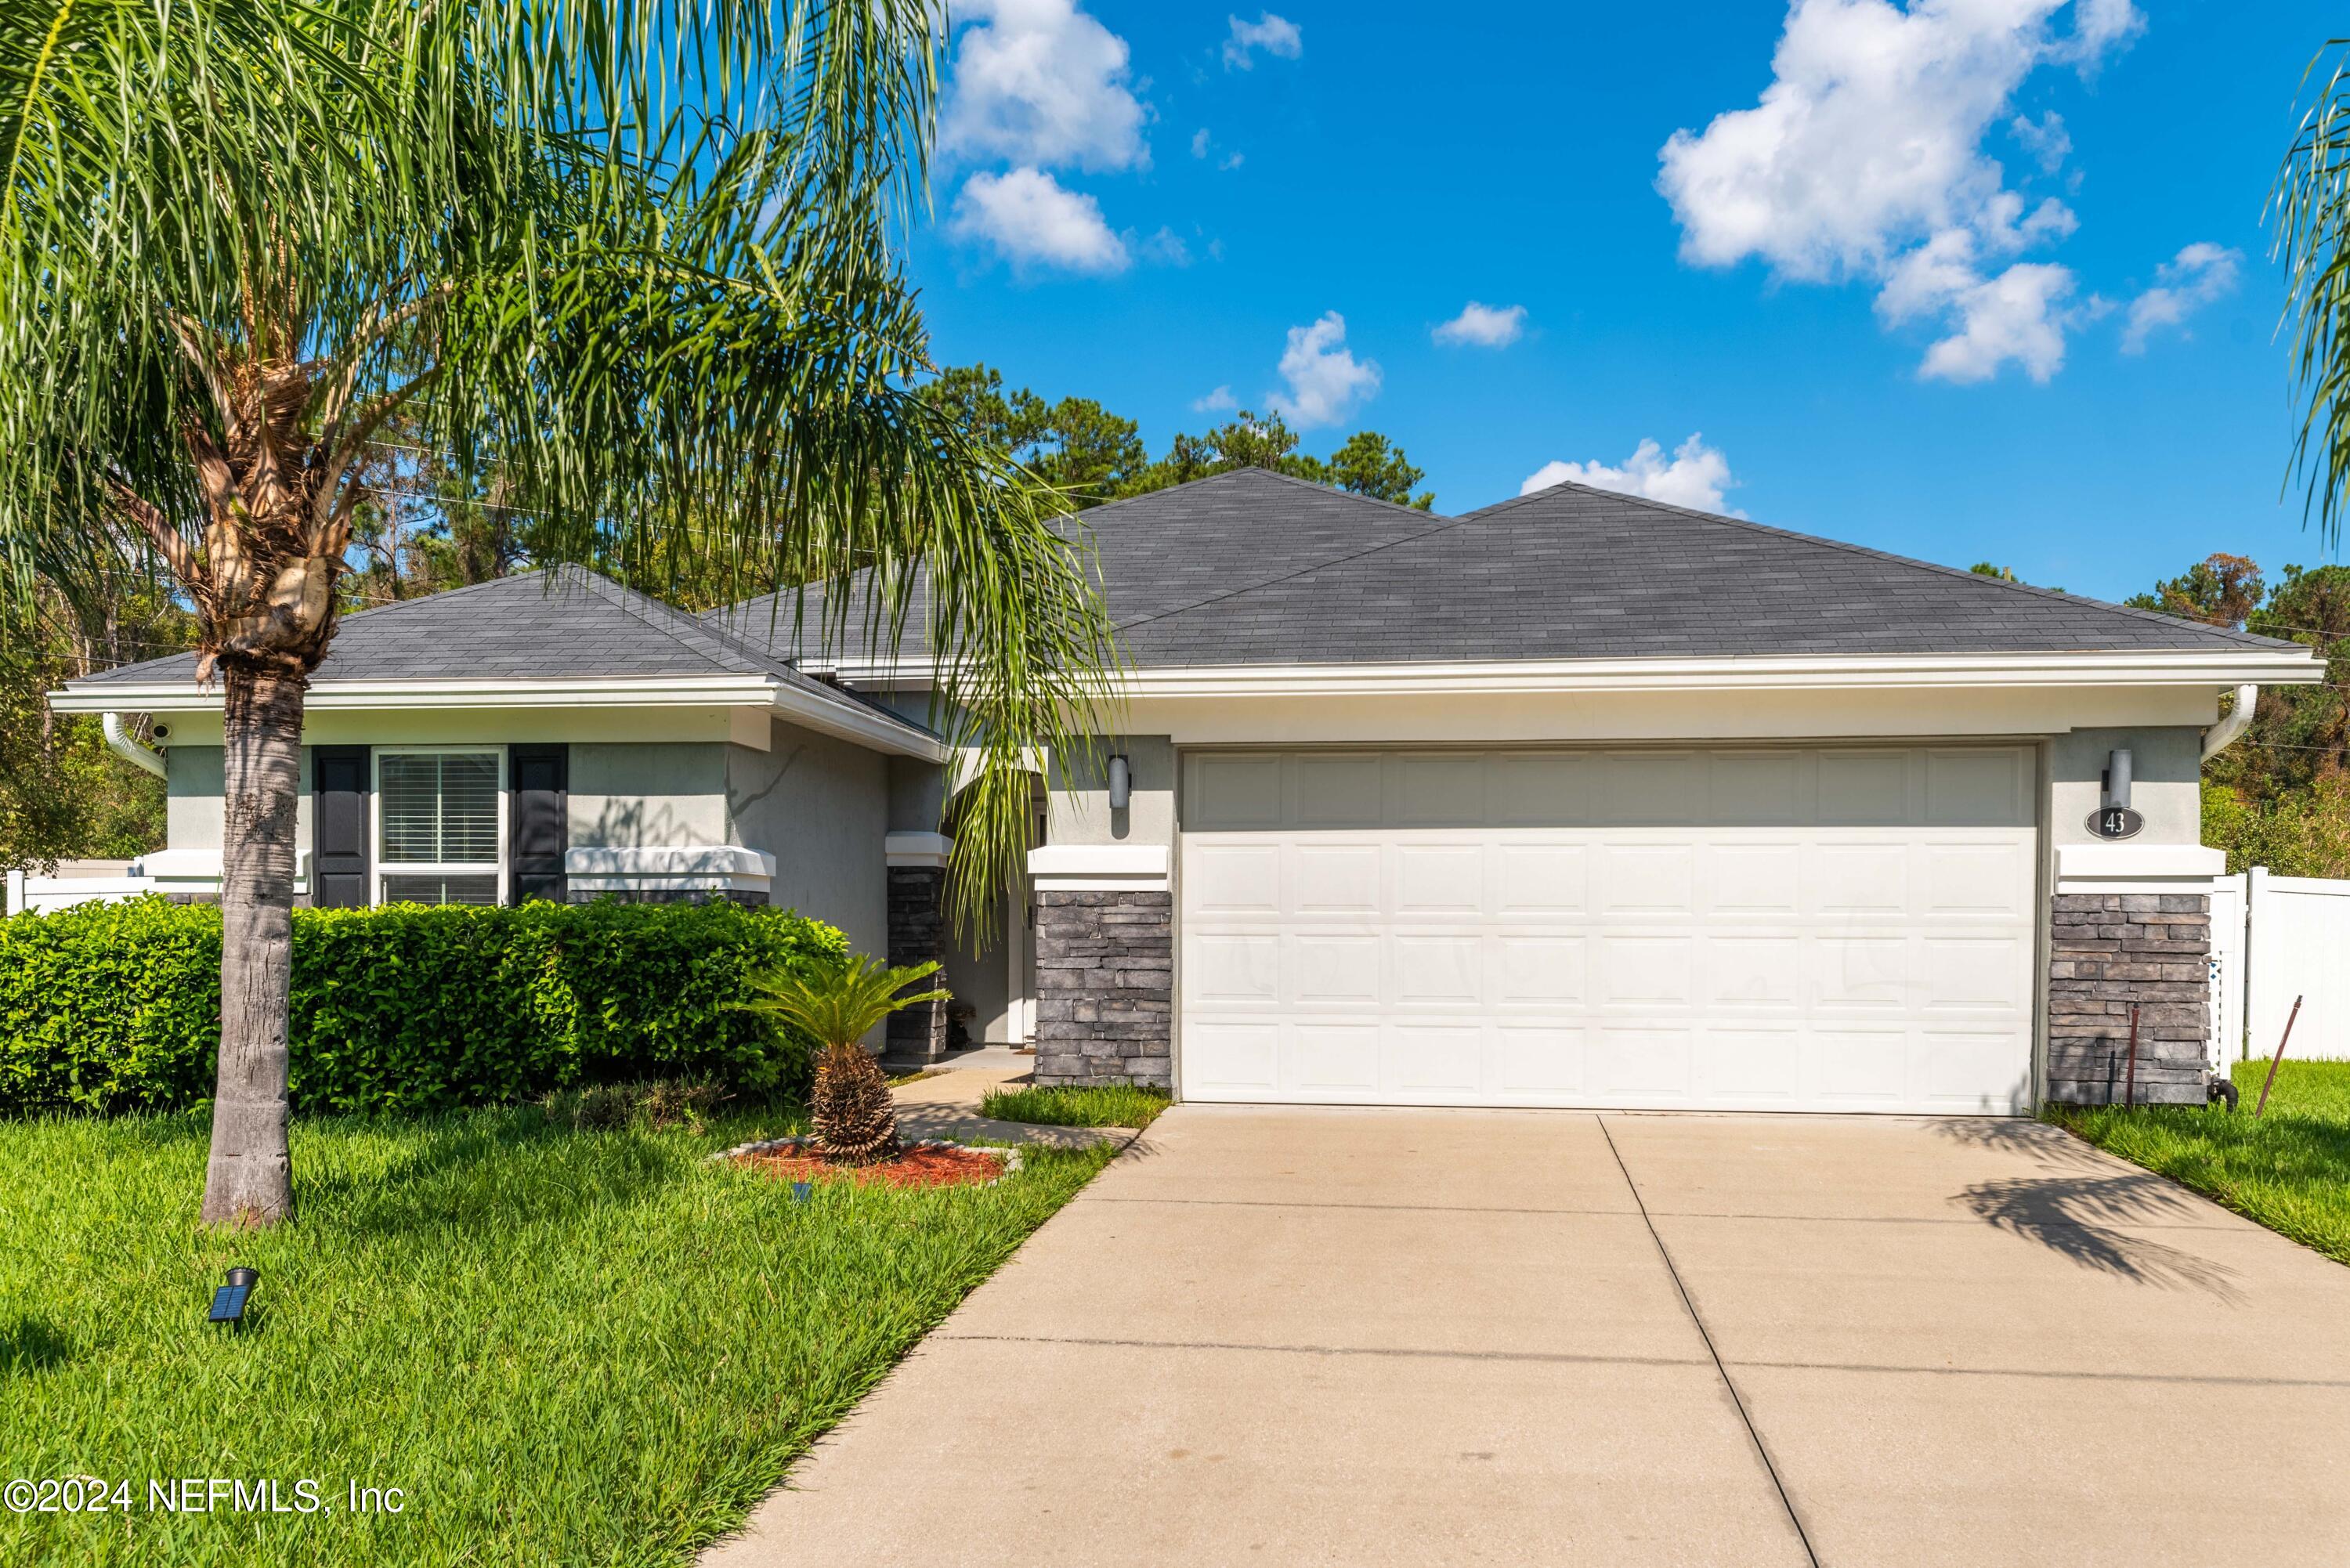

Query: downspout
<box><xmin>102</xmin><ymin>713</ymin><xmax>167</xmax><ymax>779</ymax></box>
<box><xmin>2201</xmin><ymin>685</ymin><xmax>2259</xmax><ymax>764</ymax></box>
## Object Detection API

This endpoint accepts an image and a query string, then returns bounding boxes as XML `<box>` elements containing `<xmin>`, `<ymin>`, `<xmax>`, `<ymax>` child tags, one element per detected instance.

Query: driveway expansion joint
<box><xmin>1600</xmin><ymin>1115</ymin><xmax>1823</xmax><ymax>1568</ymax></box>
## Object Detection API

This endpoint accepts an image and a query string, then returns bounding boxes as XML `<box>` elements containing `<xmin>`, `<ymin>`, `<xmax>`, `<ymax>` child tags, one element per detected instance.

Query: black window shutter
<box><xmin>509</xmin><ymin>744</ymin><xmax>569</xmax><ymax>905</ymax></box>
<box><xmin>313</xmin><ymin>746</ymin><xmax>371</xmax><ymax>909</ymax></box>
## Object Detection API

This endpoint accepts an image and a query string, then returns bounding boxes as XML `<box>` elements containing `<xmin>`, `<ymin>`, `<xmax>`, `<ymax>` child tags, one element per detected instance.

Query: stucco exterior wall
<box><xmin>726</xmin><ymin>716</ymin><xmax>889</xmax><ymax>960</ymax></box>
<box><xmin>569</xmin><ymin>742</ymin><xmax>731</xmax><ymax>849</ymax></box>
<box><xmin>940</xmin><ymin>881</ymin><xmax>1014</xmax><ymax>1043</ymax></box>
<box><xmin>1047</xmin><ymin>734</ymin><xmax>1176</xmax><ymax>849</ymax></box>
<box><xmin>164</xmin><ymin>745</ymin><xmax>314</xmax><ymax>862</ymax></box>
<box><xmin>2047</xmin><ymin>725</ymin><xmax>2204</xmax><ymax>846</ymax></box>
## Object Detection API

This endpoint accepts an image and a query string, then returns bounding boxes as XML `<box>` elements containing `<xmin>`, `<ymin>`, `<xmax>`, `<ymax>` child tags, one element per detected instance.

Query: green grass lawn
<box><xmin>980</xmin><ymin>1082</ymin><xmax>1170</xmax><ymax>1129</ymax></box>
<box><xmin>2046</xmin><ymin>1057</ymin><xmax>2350</xmax><ymax>1266</ymax></box>
<box><xmin>0</xmin><ymin>1104</ymin><xmax>1114</xmax><ymax>1566</ymax></box>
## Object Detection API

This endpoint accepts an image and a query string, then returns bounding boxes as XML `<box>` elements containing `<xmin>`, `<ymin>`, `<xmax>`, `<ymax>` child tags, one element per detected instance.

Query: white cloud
<box><xmin>1191</xmin><ymin>127</ymin><xmax>1211</xmax><ymax>158</ymax></box>
<box><xmin>949</xmin><ymin>168</ymin><xmax>1130</xmax><ymax>273</ymax></box>
<box><xmin>1875</xmin><ymin>228</ymin><xmax>2075</xmax><ymax>383</ymax></box>
<box><xmin>2121</xmin><ymin>242</ymin><xmax>2243</xmax><ymax>354</ymax></box>
<box><xmin>942</xmin><ymin>0</ymin><xmax>1148</xmax><ymax>173</ymax></box>
<box><xmin>1433</xmin><ymin>302</ymin><xmax>1528</xmax><ymax>349</ymax></box>
<box><xmin>1520</xmin><ymin>434</ymin><xmax>1740</xmax><ymax>514</ymax></box>
<box><xmin>1224</xmin><ymin>13</ymin><xmax>1303</xmax><ymax>70</ymax></box>
<box><xmin>1192</xmin><ymin>385</ymin><xmax>1238</xmax><ymax>413</ymax></box>
<box><xmin>1140</xmin><ymin>226</ymin><xmax>1191</xmax><ymax>266</ymax></box>
<box><xmin>1656</xmin><ymin>0</ymin><xmax>2140</xmax><ymax>382</ymax></box>
<box><xmin>2010</xmin><ymin>109</ymin><xmax>2070</xmax><ymax>174</ymax></box>
<box><xmin>1918</xmin><ymin>261</ymin><xmax>2076</xmax><ymax>383</ymax></box>
<box><xmin>1266</xmin><ymin>312</ymin><xmax>1379</xmax><ymax>428</ymax></box>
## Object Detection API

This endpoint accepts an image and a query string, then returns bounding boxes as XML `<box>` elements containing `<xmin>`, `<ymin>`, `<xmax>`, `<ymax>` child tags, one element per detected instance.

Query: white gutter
<box><xmin>824</xmin><ymin>648</ymin><xmax>2326</xmax><ymax>696</ymax></box>
<box><xmin>56</xmin><ymin>676</ymin><xmax>949</xmax><ymax>764</ymax></box>
<box><xmin>2201</xmin><ymin>683</ymin><xmax>2260</xmax><ymax>763</ymax></box>
<box><xmin>102</xmin><ymin>713</ymin><xmax>167</xmax><ymax>779</ymax></box>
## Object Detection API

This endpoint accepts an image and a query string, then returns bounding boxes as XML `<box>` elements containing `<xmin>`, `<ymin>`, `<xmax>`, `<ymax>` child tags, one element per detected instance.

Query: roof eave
<box><xmin>822</xmin><ymin>646</ymin><xmax>2324</xmax><ymax>697</ymax></box>
<box><xmin>49</xmin><ymin>674</ymin><xmax>952</xmax><ymax>762</ymax></box>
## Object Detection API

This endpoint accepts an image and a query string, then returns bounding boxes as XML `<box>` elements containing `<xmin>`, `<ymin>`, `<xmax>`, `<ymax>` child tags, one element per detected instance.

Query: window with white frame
<box><xmin>374</xmin><ymin>750</ymin><xmax>505</xmax><ymax>906</ymax></box>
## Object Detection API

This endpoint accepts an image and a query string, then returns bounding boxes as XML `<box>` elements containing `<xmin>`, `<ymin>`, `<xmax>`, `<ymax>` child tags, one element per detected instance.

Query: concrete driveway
<box><xmin>703</xmin><ymin>1107</ymin><xmax>2350</xmax><ymax>1567</ymax></box>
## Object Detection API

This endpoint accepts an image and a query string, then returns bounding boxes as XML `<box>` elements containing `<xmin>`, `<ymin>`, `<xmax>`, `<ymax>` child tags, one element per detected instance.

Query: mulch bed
<box><xmin>727</xmin><ymin>1140</ymin><xmax>1010</xmax><ymax>1190</ymax></box>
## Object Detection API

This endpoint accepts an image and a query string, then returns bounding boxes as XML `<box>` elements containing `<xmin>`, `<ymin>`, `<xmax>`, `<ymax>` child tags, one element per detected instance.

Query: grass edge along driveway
<box><xmin>0</xmin><ymin>1105</ymin><xmax>1114</xmax><ymax>1567</ymax></box>
<box><xmin>2045</xmin><ymin>1057</ymin><xmax>2350</xmax><ymax>1266</ymax></box>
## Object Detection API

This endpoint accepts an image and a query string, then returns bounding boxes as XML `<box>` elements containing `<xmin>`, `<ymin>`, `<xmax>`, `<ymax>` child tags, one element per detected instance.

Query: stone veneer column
<box><xmin>2045</xmin><ymin>891</ymin><xmax>2211</xmax><ymax>1105</ymax></box>
<box><xmin>1029</xmin><ymin>845</ymin><xmax>1173</xmax><ymax>1089</ymax></box>
<box><xmin>883</xmin><ymin>833</ymin><xmax>953</xmax><ymax>1066</ymax></box>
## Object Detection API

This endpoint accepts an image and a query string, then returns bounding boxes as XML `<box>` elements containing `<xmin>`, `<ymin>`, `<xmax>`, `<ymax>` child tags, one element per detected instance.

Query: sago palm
<box><xmin>0</xmin><ymin>0</ymin><xmax>1115</xmax><ymax>1225</ymax></box>
<box><xmin>741</xmin><ymin>956</ymin><xmax>948</xmax><ymax>1163</ymax></box>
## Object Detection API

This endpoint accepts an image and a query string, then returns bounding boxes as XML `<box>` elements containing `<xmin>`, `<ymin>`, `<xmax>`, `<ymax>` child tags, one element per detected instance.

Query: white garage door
<box><xmin>1178</xmin><ymin>747</ymin><xmax>2037</xmax><ymax>1114</ymax></box>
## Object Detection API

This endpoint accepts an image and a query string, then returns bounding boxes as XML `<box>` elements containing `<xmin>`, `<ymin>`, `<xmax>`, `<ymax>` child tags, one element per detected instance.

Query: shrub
<box><xmin>0</xmin><ymin>898</ymin><xmax>846</xmax><ymax>1117</ymax></box>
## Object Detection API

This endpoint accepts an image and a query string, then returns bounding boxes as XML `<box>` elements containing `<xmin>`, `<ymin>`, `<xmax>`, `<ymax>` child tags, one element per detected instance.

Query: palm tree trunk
<box><xmin>199</xmin><ymin>663</ymin><xmax>306</xmax><ymax>1227</ymax></box>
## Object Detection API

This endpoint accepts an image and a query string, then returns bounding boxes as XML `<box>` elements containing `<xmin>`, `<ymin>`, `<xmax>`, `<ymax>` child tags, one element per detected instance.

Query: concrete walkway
<box><xmin>703</xmin><ymin>1107</ymin><xmax>2350</xmax><ymax>1567</ymax></box>
<box><xmin>887</xmin><ymin>1057</ymin><xmax>1130</xmax><ymax>1150</ymax></box>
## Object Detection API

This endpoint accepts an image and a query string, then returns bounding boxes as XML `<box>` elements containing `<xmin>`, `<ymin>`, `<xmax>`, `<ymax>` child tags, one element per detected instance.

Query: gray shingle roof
<box><xmin>68</xmin><ymin>566</ymin><xmax>939</xmax><ymax>740</ymax></box>
<box><xmin>713</xmin><ymin>466</ymin><xmax>2298</xmax><ymax>667</ymax></box>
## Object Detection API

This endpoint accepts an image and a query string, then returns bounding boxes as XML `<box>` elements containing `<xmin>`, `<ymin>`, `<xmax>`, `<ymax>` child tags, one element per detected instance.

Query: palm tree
<box><xmin>739</xmin><ymin>956</ymin><xmax>949</xmax><ymax>1163</ymax></box>
<box><xmin>0</xmin><ymin>0</ymin><xmax>1115</xmax><ymax>1226</ymax></box>
<box><xmin>2277</xmin><ymin>38</ymin><xmax>2350</xmax><ymax>545</ymax></box>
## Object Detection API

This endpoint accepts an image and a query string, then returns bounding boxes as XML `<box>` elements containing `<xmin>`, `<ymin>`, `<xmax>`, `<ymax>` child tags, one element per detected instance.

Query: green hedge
<box><xmin>0</xmin><ymin>898</ymin><xmax>846</xmax><ymax>1116</ymax></box>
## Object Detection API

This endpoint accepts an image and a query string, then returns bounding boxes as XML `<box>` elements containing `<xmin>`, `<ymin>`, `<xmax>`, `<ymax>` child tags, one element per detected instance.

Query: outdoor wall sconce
<box><xmin>1108</xmin><ymin>754</ymin><xmax>1131</xmax><ymax>811</ymax></box>
<box><xmin>209</xmin><ymin>1266</ymin><xmax>258</xmax><ymax>1325</ymax></box>
<box><xmin>2092</xmin><ymin>747</ymin><xmax>2142</xmax><ymax>839</ymax></box>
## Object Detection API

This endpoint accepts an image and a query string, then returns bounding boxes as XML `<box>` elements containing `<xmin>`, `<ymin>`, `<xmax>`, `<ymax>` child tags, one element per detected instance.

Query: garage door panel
<box><xmin>1180</xmin><ymin>746</ymin><xmax>2034</xmax><ymax>1113</ymax></box>
<box><xmin>1599</xmin><ymin>752</ymin><xmax>1702</xmax><ymax>822</ymax></box>
<box><xmin>1188</xmin><ymin>844</ymin><xmax>1281</xmax><ymax>916</ymax></box>
<box><xmin>1295</xmin><ymin>754</ymin><xmax>1383</xmax><ymax>825</ymax></box>
<box><xmin>1495</xmin><ymin>844</ymin><xmax>1588</xmax><ymax>912</ymax></box>
<box><xmin>1599</xmin><ymin>936</ymin><xmax>1696</xmax><ymax>1007</ymax></box>
<box><xmin>1817</xmin><ymin>750</ymin><xmax>1912</xmax><ymax>824</ymax></box>
<box><xmin>1705</xmin><ymin>844</ymin><xmax>1802</xmax><ymax>916</ymax></box>
<box><xmin>1597</xmin><ymin>844</ymin><xmax>1695</xmax><ymax>916</ymax></box>
<box><xmin>1190</xmin><ymin>753</ymin><xmax>1284</xmax><ymax>829</ymax></box>
<box><xmin>1813</xmin><ymin>844</ymin><xmax>1909</xmax><ymax>916</ymax></box>
<box><xmin>1922</xmin><ymin>937</ymin><xmax>2026</xmax><ymax>1010</ymax></box>
<box><xmin>1395</xmin><ymin>844</ymin><xmax>1484</xmax><ymax>914</ymax></box>
<box><xmin>1812</xmin><ymin>938</ymin><xmax>1909</xmax><ymax>1010</ymax></box>
<box><xmin>1926</xmin><ymin>746</ymin><xmax>2030</xmax><ymax>826</ymax></box>
<box><xmin>1806</xmin><ymin>1028</ymin><xmax>1908</xmax><ymax>1103</ymax></box>
<box><xmin>1914</xmin><ymin>1028</ymin><xmax>2032</xmax><ymax>1109</ymax></box>
<box><xmin>1705</xmin><ymin>935</ymin><xmax>1802</xmax><ymax>1008</ymax></box>
<box><xmin>1711</xmin><ymin>752</ymin><xmax>1805</xmax><ymax>824</ymax></box>
<box><xmin>1289</xmin><ymin>1024</ymin><xmax>1380</xmax><ymax>1092</ymax></box>
<box><xmin>1595</xmin><ymin>1026</ymin><xmax>1694</xmax><ymax>1095</ymax></box>
<box><xmin>1185</xmin><ymin>1022</ymin><xmax>1280</xmax><ymax>1093</ymax></box>
<box><xmin>1394</xmin><ymin>936</ymin><xmax>1482</xmax><ymax>1006</ymax></box>
<box><xmin>1290</xmin><ymin>934</ymin><xmax>1379</xmax><ymax>1006</ymax></box>
<box><xmin>1385</xmin><ymin>1024</ymin><xmax>1483</xmax><ymax>1093</ymax></box>
<box><xmin>1495</xmin><ymin>1024</ymin><xmax>1585</xmax><ymax>1094</ymax></box>
<box><xmin>1922</xmin><ymin>842</ymin><xmax>2030</xmax><ymax>918</ymax></box>
<box><xmin>1393</xmin><ymin>753</ymin><xmax>1485</xmax><ymax>826</ymax></box>
<box><xmin>1292</xmin><ymin>843</ymin><xmax>1381</xmax><ymax>915</ymax></box>
<box><xmin>1493</xmin><ymin>753</ymin><xmax>1591</xmax><ymax>824</ymax></box>
<box><xmin>1695</xmin><ymin>1028</ymin><xmax>1802</xmax><ymax>1098</ymax></box>
<box><xmin>1189</xmin><ymin>933</ymin><xmax>1279</xmax><ymax>1004</ymax></box>
<box><xmin>1497</xmin><ymin>934</ymin><xmax>1587</xmax><ymax>1005</ymax></box>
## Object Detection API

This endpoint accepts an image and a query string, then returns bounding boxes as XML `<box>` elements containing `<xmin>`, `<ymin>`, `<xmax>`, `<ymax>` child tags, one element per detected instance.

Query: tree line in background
<box><xmin>1974</xmin><ymin>551</ymin><xmax>2350</xmax><ymax>876</ymax></box>
<box><xmin>0</xmin><ymin>367</ymin><xmax>1435</xmax><ymax>871</ymax></box>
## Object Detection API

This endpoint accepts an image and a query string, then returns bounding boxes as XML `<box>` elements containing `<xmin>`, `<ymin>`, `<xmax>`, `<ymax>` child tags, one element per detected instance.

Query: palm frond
<box><xmin>738</xmin><ymin>953</ymin><xmax>947</xmax><ymax>1051</ymax></box>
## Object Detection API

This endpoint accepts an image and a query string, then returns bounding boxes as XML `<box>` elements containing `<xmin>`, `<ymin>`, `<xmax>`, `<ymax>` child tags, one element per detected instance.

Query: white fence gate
<box><xmin>2213</xmin><ymin>867</ymin><xmax>2350</xmax><ymax>1064</ymax></box>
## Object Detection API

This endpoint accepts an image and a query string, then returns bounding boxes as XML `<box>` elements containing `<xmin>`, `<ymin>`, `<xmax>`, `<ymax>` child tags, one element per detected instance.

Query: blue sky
<box><xmin>905</xmin><ymin>0</ymin><xmax>2341</xmax><ymax>605</ymax></box>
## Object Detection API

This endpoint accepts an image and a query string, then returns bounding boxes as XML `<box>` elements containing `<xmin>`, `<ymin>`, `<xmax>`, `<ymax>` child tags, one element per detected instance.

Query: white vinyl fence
<box><xmin>2213</xmin><ymin>867</ymin><xmax>2350</xmax><ymax>1064</ymax></box>
<box><xmin>4</xmin><ymin>862</ymin><xmax>156</xmax><ymax>916</ymax></box>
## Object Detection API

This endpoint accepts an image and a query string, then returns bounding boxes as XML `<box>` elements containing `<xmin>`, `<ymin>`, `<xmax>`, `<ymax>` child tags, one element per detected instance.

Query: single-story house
<box><xmin>52</xmin><ymin>467</ymin><xmax>2323</xmax><ymax>1110</ymax></box>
